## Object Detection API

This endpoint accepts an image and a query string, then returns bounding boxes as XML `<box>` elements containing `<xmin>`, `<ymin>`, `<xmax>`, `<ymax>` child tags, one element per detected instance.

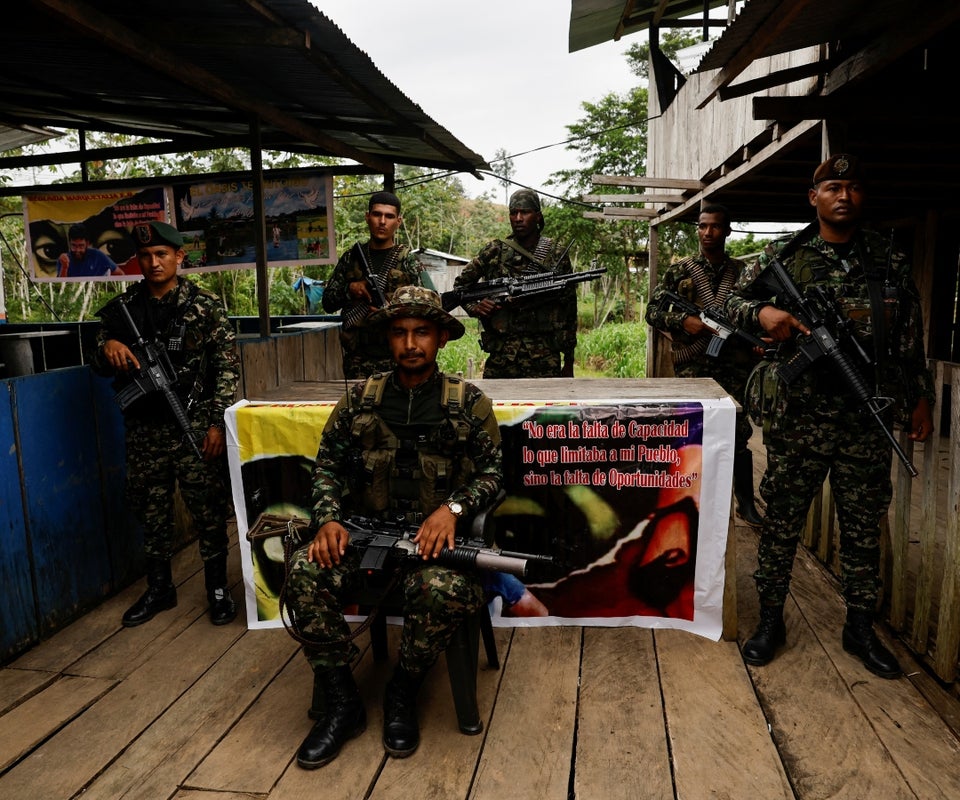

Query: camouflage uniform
<box><xmin>321</xmin><ymin>243</ymin><xmax>422</xmax><ymax>378</ymax></box>
<box><xmin>285</xmin><ymin>369</ymin><xmax>503</xmax><ymax>672</ymax></box>
<box><xmin>453</xmin><ymin>236</ymin><xmax>578</xmax><ymax>378</ymax></box>
<box><xmin>726</xmin><ymin>227</ymin><xmax>934</xmax><ymax>611</ymax></box>
<box><xmin>92</xmin><ymin>276</ymin><xmax>240</xmax><ymax>562</ymax></box>
<box><xmin>645</xmin><ymin>252</ymin><xmax>756</xmax><ymax>454</ymax></box>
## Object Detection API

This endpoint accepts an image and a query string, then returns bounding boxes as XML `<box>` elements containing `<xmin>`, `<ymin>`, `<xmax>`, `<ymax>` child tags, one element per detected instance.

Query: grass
<box><xmin>437</xmin><ymin>317</ymin><xmax>646</xmax><ymax>379</ymax></box>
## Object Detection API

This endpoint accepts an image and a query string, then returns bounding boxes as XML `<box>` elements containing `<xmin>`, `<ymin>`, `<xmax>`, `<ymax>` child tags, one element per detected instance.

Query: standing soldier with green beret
<box><xmin>725</xmin><ymin>155</ymin><xmax>935</xmax><ymax>678</ymax></box>
<box><xmin>453</xmin><ymin>188</ymin><xmax>578</xmax><ymax>378</ymax></box>
<box><xmin>92</xmin><ymin>221</ymin><xmax>240</xmax><ymax>628</ymax></box>
<box><xmin>321</xmin><ymin>191</ymin><xmax>425</xmax><ymax>378</ymax></box>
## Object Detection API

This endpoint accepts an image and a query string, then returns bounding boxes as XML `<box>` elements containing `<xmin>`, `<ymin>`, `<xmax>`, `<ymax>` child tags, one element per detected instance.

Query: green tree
<box><xmin>490</xmin><ymin>148</ymin><xmax>515</xmax><ymax>206</ymax></box>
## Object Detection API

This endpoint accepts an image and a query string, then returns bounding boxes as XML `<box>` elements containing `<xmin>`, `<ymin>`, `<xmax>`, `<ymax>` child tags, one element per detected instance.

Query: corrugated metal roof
<box><xmin>695</xmin><ymin>0</ymin><xmax>906</xmax><ymax>72</ymax></box>
<box><xmin>568</xmin><ymin>0</ymin><xmax>731</xmax><ymax>52</ymax></box>
<box><xmin>0</xmin><ymin>0</ymin><xmax>487</xmax><ymax>176</ymax></box>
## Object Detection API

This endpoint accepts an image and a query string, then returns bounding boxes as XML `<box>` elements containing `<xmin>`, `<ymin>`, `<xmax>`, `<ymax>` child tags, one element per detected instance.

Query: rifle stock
<box><xmin>116</xmin><ymin>298</ymin><xmax>203</xmax><ymax>460</ymax></box>
<box><xmin>757</xmin><ymin>254</ymin><xmax>918</xmax><ymax>477</ymax></box>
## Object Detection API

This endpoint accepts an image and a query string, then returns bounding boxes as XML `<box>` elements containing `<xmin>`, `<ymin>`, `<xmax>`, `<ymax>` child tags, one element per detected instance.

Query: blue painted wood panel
<box><xmin>90</xmin><ymin>370</ymin><xmax>143</xmax><ymax>584</ymax></box>
<box><xmin>14</xmin><ymin>368</ymin><xmax>112</xmax><ymax>631</ymax></box>
<box><xmin>0</xmin><ymin>380</ymin><xmax>37</xmax><ymax>660</ymax></box>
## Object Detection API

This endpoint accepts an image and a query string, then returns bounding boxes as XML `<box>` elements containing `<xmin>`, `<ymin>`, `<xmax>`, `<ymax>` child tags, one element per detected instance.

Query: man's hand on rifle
<box><xmin>201</xmin><ymin>426</ymin><xmax>227</xmax><ymax>461</ymax></box>
<box><xmin>348</xmin><ymin>279</ymin><xmax>375</xmax><ymax>306</ymax></box>
<box><xmin>102</xmin><ymin>339</ymin><xmax>140</xmax><ymax>372</ymax></box>
<box><xmin>412</xmin><ymin>505</ymin><xmax>458</xmax><ymax>560</ymax></box>
<box><xmin>466</xmin><ymin>298</ymin><xmax>499</xmax><ymax>318</ymax></box>
<box><xmin>307</xmin><ymin>521</ymin><xmax>351</xmax><ymax>568</ymax></box>
<box><xmin>909</xmin><ymin>397</ymin><xmax>934</xmax><ymax>442</ymax></box>
<box><xmin>681</xmin><ymin>314</ymin><xmax>708</xmax><ymax>336</ymax></box>
<box><xmin>757</xmin><ymin>305</ymin><xmax>810</xmax><ymax>341</ymax></box>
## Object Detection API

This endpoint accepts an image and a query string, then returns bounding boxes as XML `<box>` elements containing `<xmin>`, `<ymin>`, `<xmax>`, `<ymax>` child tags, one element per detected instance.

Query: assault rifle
<box><xmin>114</xmin><ymin>298</ymin><xmax>203</xmax><ymax>460</ymax></box>
<box><xmin>756</xmin><ymin>254</ymin><xmax>918</xmax><ymax>476</ymax></box>
<box><xmin>440</xmin><ymin>266</ymin><xmax>606</xmax><ymax>313</ymax></box>
<box><xmin>342</xmin><ymin>515</ymin><xmax>557</xmax><ymax>581</ymax></box>
<box><xmin>340</xmin><ymin>243</ymin><xmax>389</xmax><ymax>329</ymax></box>
<box><xmin>659</xmin><ymin>290</ymin><xmax>772</xmax><ymax>357</ymax></box>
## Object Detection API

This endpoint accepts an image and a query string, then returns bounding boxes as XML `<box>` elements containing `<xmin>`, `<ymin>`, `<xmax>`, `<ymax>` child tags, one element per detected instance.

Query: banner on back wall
<box><xmin>172</xmin><ymin>172</ymin><xmax>335</xmax><ymax>271</ymax></box>
<box><xmin>23</xmin><ymin>169</ymin><xmax>336</xmax><ymax>282</ymax></box>
<box><xmin>226</xmin><ymin>395</ymin><xmax>735</xmax><ymax>640</ymax></box>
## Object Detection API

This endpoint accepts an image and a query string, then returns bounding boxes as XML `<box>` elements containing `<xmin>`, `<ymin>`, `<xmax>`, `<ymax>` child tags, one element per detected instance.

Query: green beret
<box><xmin>508</xmin><ymin>189</ymin><xmax>541</xmax><ymax>212</ymax></box>
<box><xmin>365</xmin><ymin>285</ymin><xmax>465</xmax><ymax>340</ymax></box>
<box><xmin>132</xmin><ymin>221</ymin><xmax>184</xmax><ymax>249</ymax></box>
<box><xmin>812</xmin><ymin>154</ymin><xmax>863</xmax><ymax>186</ymax></box>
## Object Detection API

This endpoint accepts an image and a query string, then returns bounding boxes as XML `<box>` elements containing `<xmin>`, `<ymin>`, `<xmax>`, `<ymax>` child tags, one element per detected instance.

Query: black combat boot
<box><xmin>741</xmin><ymin>604</ymin><xmax>786</xmax><ymax>666</ymax></box>
<box><xmin>122</xmin><ymin>557</ymin><xmax>177</xmax><ymax>627</ymax></box>
<box><xmin>204</xmin><ymin>554</ymin><xmax>237</xmax><ymax>626</ymax></box>
<box><xmin>382</xmin><ymin>665</ymin><xmax>424</xmax><ymax>758</ymax></box>
<box><xmin>842</xmin><ymin>608</ymin><xmax>901</xmax><ymax>679</ymax></box>
<box><xmin>733</xmin><ymin>451</ymin><xmax>764</xmax><ymax>527</ymax></box>
<box><xmin>296</xmin><ymin>665</ymin><xmax>367</xmax><ymax>769</ymax></box>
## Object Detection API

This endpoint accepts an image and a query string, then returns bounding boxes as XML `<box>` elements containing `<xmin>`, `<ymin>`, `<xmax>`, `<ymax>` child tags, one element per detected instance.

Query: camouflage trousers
<box><xmin>481</xmin><ymin>333</ymin><xmax>561</xmax><ymax>379</ymax></box>
<box><xmin>125</xmin><ymin>418</ymin><xmax>231</xmax><ymax>562</ymax></box>
<box><xmin>755</xmin><ymin>404</ymin><xmax>893</xmax><ymax>610</ymax></box>
<box><xmin>284</xmin><ymin>546</ymin><xmax>484</xmax><ymax>673</ymax></box>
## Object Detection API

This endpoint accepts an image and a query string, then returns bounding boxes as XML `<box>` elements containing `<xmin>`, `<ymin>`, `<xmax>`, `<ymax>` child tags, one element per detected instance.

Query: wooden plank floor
<box><xmin>3</xmin><ymin>515</ymin><xmax>959</xmax><ymax>800</ymax></box>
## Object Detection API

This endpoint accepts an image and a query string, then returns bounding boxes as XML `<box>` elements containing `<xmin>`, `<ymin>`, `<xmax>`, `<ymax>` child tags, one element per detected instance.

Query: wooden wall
<box><xmin>649</xmin><ymin>49</ymin><xmax>821</xmax><ymax>184</ymax></box>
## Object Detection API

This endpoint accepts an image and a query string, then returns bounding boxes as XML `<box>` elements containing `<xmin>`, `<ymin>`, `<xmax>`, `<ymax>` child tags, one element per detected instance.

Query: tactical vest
<box><xmin>347</xmin><ymin>372</ymin><xmax>485</xmax><ymax>522</ymax></box>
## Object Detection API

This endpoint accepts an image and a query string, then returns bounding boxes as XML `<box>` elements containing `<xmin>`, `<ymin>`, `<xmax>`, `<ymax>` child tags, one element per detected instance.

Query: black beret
<box><xmin>812</xmin><ymin>154</ymin><xmax>863</xmax><ymax>185</ymax></box>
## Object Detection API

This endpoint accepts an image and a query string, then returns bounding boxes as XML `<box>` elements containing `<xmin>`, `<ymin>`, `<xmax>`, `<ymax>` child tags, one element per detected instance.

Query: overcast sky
<box><xmin>315</xmin><ymin>1</ymin><xmax>645</xmax><ymax>201</ymax></box>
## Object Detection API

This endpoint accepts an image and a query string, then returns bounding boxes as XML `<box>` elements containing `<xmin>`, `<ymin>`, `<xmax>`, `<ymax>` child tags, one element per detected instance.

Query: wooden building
<box><xmin>570</xmin><ymin>0</ymin><xmax>960</xmax><ymax>683</ymax></box>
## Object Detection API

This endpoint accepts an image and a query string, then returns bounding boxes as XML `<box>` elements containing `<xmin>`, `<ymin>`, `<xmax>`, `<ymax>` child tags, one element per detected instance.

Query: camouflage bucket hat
<box><xmin>365</xmin><ymin>285</ymin><xmax>465</xmax><ymax>340</ymax></box>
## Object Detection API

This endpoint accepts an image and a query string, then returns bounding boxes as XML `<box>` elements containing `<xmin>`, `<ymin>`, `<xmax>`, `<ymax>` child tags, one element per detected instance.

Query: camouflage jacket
<box><xmin>453</xmin><ymin>235</ymin><xmax>578</xmax><ymax>355</ymax></box>
<box><xmin>725</xmin><ymin>225</ymin><xmax>935</xmax><ymax>416</ymax></box>
<box><xmin>92</xmin><ymin>276</ymin><xmax>239</xmax><ymax>428</ymax></box>
<box><xmin>310</xmin><ymin>369</ymin><xmax>503</xmax><ymax>529</ymax></box>
<box><xmin>321</xmin><ymin>242</ymin><xmax>421</xmax><ymax>318</ymax></box>
<box><xmin>646</xmin><ymin>251</ymin><xmax>756</xmax><ymax>377</ymax></box>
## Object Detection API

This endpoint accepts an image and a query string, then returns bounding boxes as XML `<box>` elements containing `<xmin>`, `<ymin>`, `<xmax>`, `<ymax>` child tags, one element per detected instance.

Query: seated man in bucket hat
<box><xmin>283</xmin><ymin>285</ymin><xmax>503</xmax><ymax>768</ymax></box>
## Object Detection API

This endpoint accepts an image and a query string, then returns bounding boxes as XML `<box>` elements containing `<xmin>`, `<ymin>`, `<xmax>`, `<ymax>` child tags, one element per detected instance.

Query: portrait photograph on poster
<box><xmin>24</xmin><ymin>186</ymin><xmax>168</xmax><ymax>281</ymax></box>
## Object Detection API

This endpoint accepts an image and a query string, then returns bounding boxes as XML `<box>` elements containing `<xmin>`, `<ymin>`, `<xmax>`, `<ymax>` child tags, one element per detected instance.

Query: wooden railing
<box><xmin>802</xmin><ymin>359</ymin><xmax>959</xmax><ymax>682</ymax></box>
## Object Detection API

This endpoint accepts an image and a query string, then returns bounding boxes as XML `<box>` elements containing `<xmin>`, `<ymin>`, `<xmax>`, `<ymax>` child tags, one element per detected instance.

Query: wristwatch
<box><xmin>445</xmin><ymin>500</ymin><xmax>465</xmax><ymax>518</ymax></box>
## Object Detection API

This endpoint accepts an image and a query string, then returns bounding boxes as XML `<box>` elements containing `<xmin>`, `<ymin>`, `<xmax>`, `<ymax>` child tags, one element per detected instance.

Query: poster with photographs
<box><xmin>24</xmin><ymin>186</ymin><xmax>167</xmax><ymax>281</ymax></box>
<box><xmin>172</xmin><ymin>172</ymin><xmax>335</xmax><ymax>271</ymax></box>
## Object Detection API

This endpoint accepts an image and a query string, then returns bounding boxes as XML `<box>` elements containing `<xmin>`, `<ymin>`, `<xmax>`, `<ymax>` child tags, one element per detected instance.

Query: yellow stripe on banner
<box><xmin>236</xmin><ymin>403</ymin><xmax>336</xmax><ymax>462</ymax></box>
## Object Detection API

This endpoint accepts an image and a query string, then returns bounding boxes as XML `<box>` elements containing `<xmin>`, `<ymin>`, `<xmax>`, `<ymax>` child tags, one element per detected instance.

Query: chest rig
<box><xmin>347</xmin><ymin>373</ymin><xmax>476</xmax><ymax>523</ymax></box>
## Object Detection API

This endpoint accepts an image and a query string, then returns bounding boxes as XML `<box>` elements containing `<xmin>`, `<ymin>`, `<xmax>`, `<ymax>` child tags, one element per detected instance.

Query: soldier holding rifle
<box><xmin>284</xmin><ymin>286</ymin><xmax>503</xmax><ymax>768</ymax></box>
<box><xmin>91</xmin><ymin>221</ymin><xmax>240</xmax><ymax>628</ymax></box>
<box><xmin>321</xmin><ymin>191</ymin><xmax>424</xmax><ymax>378</ymax></box>
<box><xmin>646</xmin><ymin>203</ymin><xmax>764</xmax><ymax>526</ymax></box>
<box><xmin>453</xmin><ymin>188</ymin><xmax>578</xmax><ymax>378</ymax></box>
<box><xmin>725</xmin><ymin>155</ymin><xmax>935</xmax><ymax>678</ymax></box>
